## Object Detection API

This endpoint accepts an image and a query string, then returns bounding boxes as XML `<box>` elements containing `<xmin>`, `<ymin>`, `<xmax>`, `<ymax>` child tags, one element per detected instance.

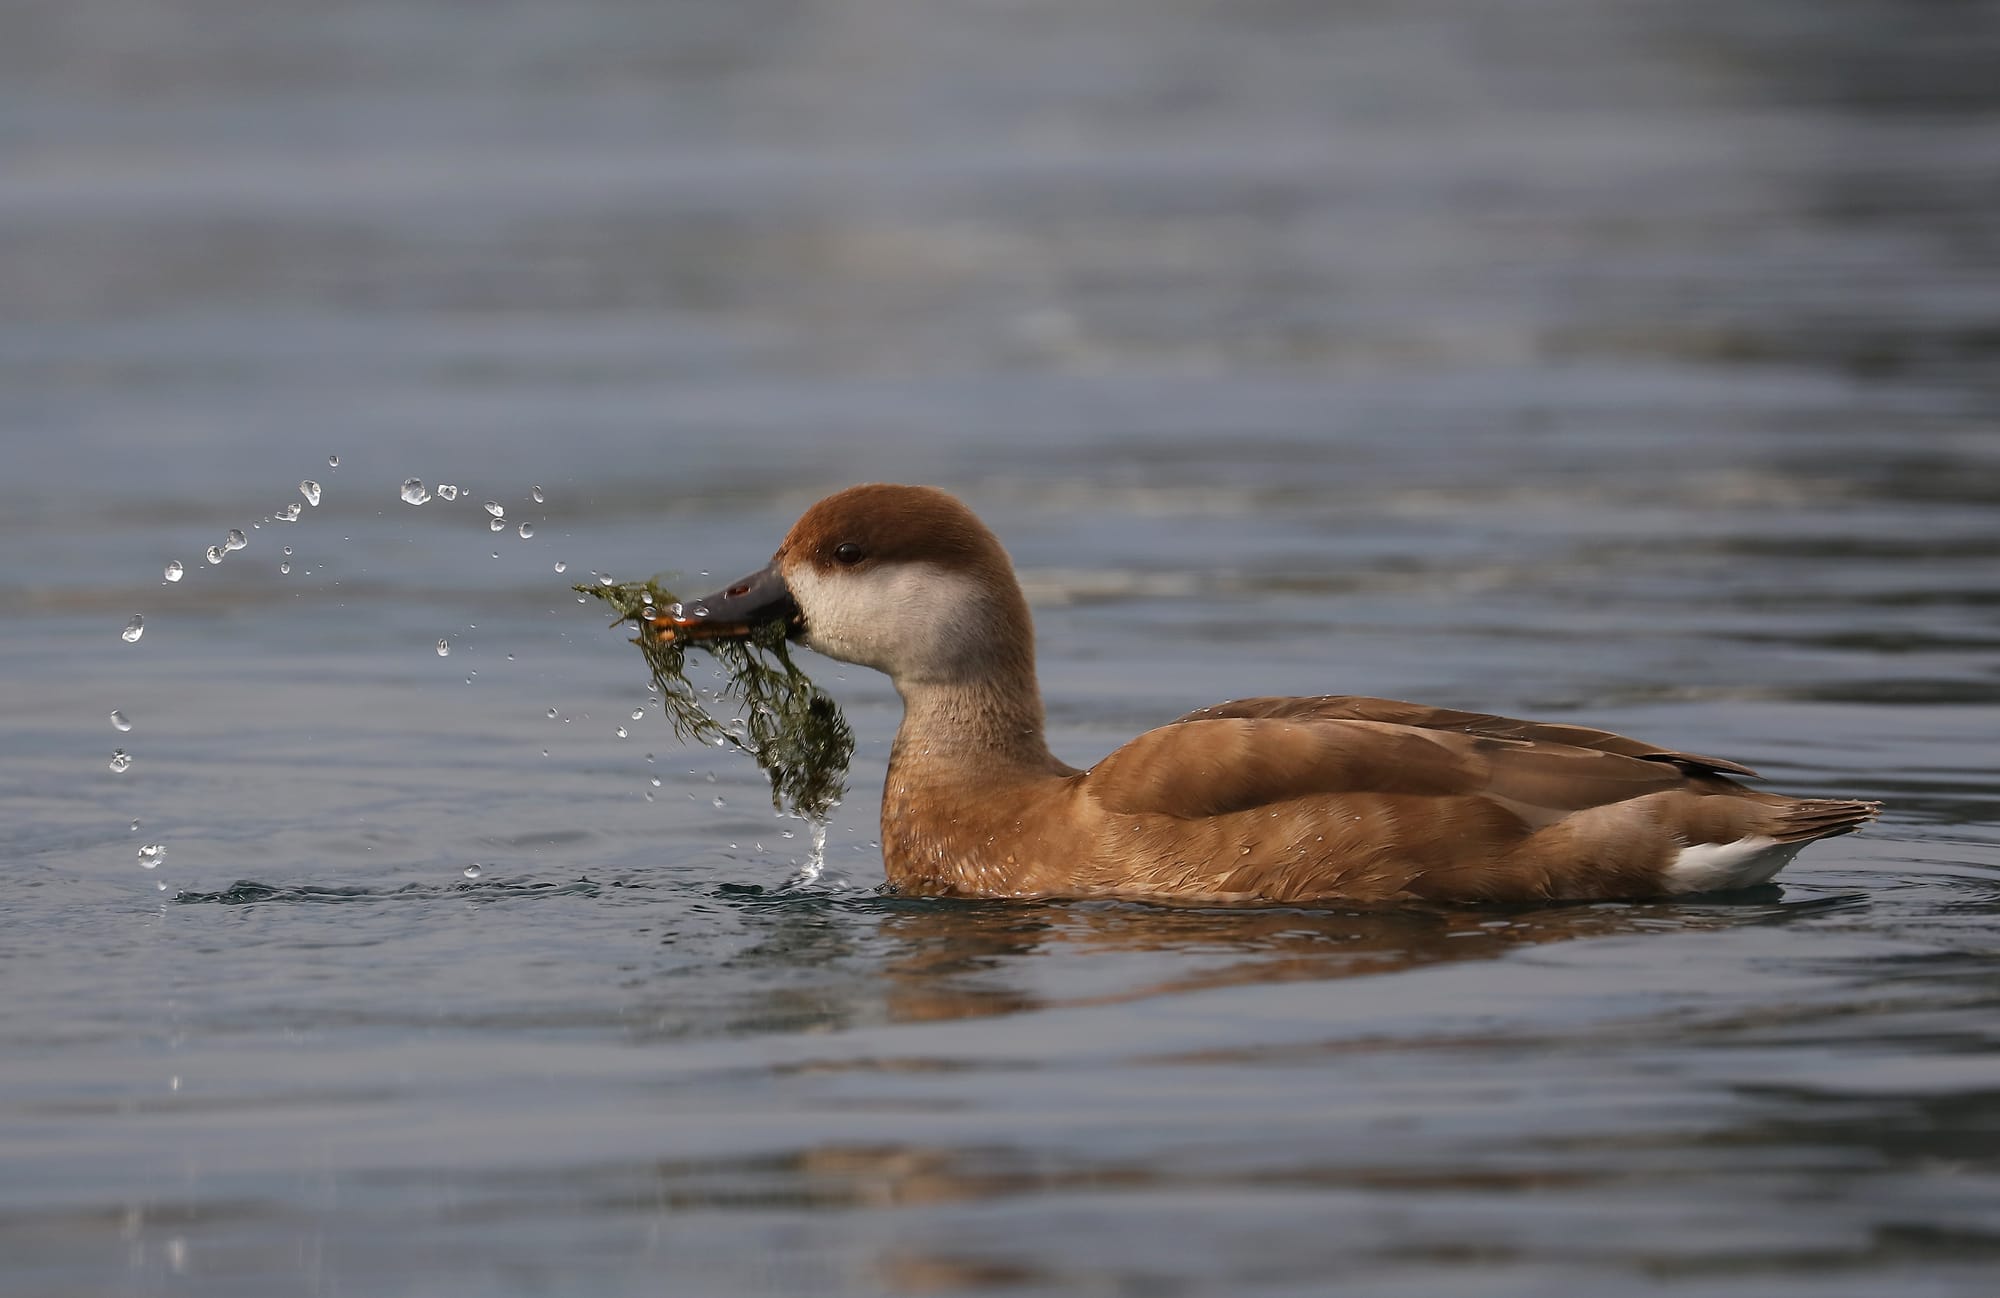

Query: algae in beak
<box><xmin>577</xmin><ymin>577</ymin><xmax>854</xmax><ymax>823</ymax></box>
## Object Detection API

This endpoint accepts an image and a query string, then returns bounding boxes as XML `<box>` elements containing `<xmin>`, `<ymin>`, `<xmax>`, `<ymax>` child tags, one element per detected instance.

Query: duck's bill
<box><xmin>646</xmin><ymin>561</ymin><xmax>802</xmax><ymax>643</ymax></box>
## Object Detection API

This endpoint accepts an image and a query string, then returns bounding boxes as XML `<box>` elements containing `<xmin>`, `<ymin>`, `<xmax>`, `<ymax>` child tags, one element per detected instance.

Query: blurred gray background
<box><xmin>5</xmin><ymin>3</ymin><xmax>2000</xmax><ymax>1297</ymax></box>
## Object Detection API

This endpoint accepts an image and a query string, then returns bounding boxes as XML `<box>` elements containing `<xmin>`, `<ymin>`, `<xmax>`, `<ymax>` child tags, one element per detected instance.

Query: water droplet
<box><xmin>400</xmin><ymin>479</ymin><xmax>430</xmax><ymax>505</ymax></box>
<box><xmin>276</xmin><ymin>503</ymin><xmax>302</xmax><ymax>522</ymax></box>
<box><xmin>712</xmin><ymin>796</ymin><xmax>727</xmax><ymax>808</ymax></box>
<box><xmin>630</xmin><ymin>708</ymin><xmax>644</xmax><ymax>721</ymax></box>
<box><xmin>131</xmin><ymin>819</ymin><xmax>141</xmax><ymax>832</ymax></box>
<box><xmin>615</xmin><ymin>726</ymin><xmax>628</xmax><ymax>739</ymax></box>
<box><xmin>597</xmin><ymin>574</ymin><xmax>614</xmax><ymax>587</ymax></box>
<box><xmin>436</xmin><ymin>639</ymin><xmax>451</xmax><ymax>657</ymax></box>
<box><xmin>163</xmin><ymin>560</ymin><xmax>183</xmax><ymax>582</ymax></box>
<box><xmin>649</xmin><ymin>776</ymin><xmax>662</xmax><ymax>788</ymax></box>
<box><xmin>463</xmin><ymin>864</ymin><xmax>482</xmax><ymax>880</ymax></box>
<box><xmin>109</xmin><ymin>750</ymin><xmax>132</xmax><ymax>773</ymax></box>
<box><xmin>111</xmin><ymin>710</ymin><xmax>132</xmax><ymax>731</ymax></box>
<box><xmin>704</xmin><ymin>772</ymin><xmax>717</xmax><ymax>783</ymax></box>
<box><xmin>531</xmin><ymin>486</ymin><xmax>545</xmax><ymax>503</ymax></box>
<box><xmin>282</xmin><ymin>546</ymin><xmax>293</xmax><ymax>556</ymax></box>
<box><xmin>644</xmin><ymin>752</ymin><xmax>655</xmax><ymax>762</ymax></box>
<box><xmin>488</xmin><ymin>517</ymin><xmax>506</xmax><ymax>533</ymax></box>
<box><xmin>483</xmin><ymin>500</ymin><xmax>504</xmax><ymax>518</ymax></box>
<box><xmin>643</xmin><ymin>791</ymin><xmax>656</xmax><ymax>802</ymax></box>
<box><xmin>328</xmin><ymin>454</ymin><xmax>340</xmax><ymax>468</ymax></box>
<box><xmin>121</xmin><ymin>615</ymin><xmax>145</xmax><ymax>642</ymax></box>
<box><xmin>437</xmin><ymin>484</ymin><xmax>459</xmax><ymax>501</ymax></box>
<box><xmin>137</xmin><ymin>843</ymin><xmax>165</xmax><ymax>868</ymax></box>
<box><xmin>205</xmin><ymin>545</ymin><xmax>225</xmax><ymax>564</ymax></box>
<box><xmin>517</xmin><ymin>522</ymin><xmax>534</xmax><ymax>539</ymax></box>
<box><xmin>299</xmin><ymin>480</ymin><xmax>322</xmax><ymax>507</ymax></box>
<box><xmin>279</xmin><ymin>563</ymin><xmax>291</xmax><ymax>574</ymax></box>
<box><xmin>554</xmin><ymin>561</ymin><xmax>567</xmax><ymax>573</ymax></box>
<box><xmin>547</xmin><ymin>708</ymin><xmax>558</xmax><ymax>719</ymax></box>
<box><xmin>224</xmin><ymin>529</ymin><xmax>247</xmax><ymax>551</ymax></box>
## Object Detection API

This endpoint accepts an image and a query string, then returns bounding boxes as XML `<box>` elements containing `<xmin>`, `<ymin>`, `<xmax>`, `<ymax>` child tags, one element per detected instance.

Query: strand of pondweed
<box><xmin>577</xmin><ymin>578</ymin><xmax>854</xmax><ymax>821</ymax></box>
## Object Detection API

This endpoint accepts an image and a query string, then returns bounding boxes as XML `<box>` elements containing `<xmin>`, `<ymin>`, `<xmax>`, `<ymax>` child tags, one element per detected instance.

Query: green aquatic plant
<box><xmin>577</xmin><ymin>577</ymin><xmax>854</xmax><ymax>822</ymax></box>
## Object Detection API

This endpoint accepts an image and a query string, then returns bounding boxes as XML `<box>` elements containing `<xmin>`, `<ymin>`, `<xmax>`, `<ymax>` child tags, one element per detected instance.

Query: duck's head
<box><xmin>655</xmin><ymin>484</ymin><xmax>1035</xmax><ymax>687</ymax></box>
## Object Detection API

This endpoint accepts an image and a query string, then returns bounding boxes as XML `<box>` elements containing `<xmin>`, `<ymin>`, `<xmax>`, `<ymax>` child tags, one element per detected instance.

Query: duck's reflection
<box><xmin>869</xmin><ymin>889</ymin><xmax>1837</xmax><ymax>1025</ymax></box>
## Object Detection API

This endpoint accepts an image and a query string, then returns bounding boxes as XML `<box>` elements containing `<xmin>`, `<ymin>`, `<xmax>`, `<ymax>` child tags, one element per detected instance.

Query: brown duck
<box><xmin>660</xmin><ymin>484</ymin><xmax>1878</xmax><ymax>904</ymax></box>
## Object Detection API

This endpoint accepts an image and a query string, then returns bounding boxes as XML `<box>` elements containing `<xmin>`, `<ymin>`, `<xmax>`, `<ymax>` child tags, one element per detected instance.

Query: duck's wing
<box><xmin>1169</xmin><ymin>695</ymin><xmax>1758</xmax><ymax>778</ymax></box>
<box><xmin>1086</xmin><ymin>709</ymin><xmax>1719</xmax><ymax>826</ymax></box>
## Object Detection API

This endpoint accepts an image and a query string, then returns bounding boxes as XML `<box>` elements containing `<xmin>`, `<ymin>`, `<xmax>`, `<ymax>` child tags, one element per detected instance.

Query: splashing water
<box><xmin>121</xmin><ymin>615</ymin><xmax>145</xmax><ymax>642</ymax></box>
<box><xmin>163</xmin><ymin>560</ymin><xmax>183</xmax><ymax>582</ymax></box>
<box><xmin>109</xmin><ymin>750</ymin><xmax>132</xmax><ymax>773</ymax></box>
<box><xmin>300</xmin><ymin>480</ymin><xmax>322</xmax><ymax>507</ymax></box>
<box><xmin>788</xmin><ymin>821</ymin><xmax>831</xmax><ymax>888</ymax></box>
<box><xmin>137</xmin><ymin>843</ymin><xmax>166</xmax><ymax>869</ymax></box>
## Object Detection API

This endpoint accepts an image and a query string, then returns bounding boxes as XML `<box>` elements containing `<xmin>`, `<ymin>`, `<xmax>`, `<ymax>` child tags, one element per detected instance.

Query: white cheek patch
<box><xmin>787</xmin><ymin>561</ymin><xmax>997</xmax><ymax>679</ymax></box>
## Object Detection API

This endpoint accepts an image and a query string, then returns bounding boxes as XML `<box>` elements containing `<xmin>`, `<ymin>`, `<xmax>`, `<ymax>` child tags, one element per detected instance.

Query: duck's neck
<box><xmin>879</xmin><ymin>666</ymin><xmax>1076</xmax><ymax>896</ymax></box>
<box><xmin>889</xmin><ymin>665</ymin><xmax>1066</xmax><ymax>775</ymax></box>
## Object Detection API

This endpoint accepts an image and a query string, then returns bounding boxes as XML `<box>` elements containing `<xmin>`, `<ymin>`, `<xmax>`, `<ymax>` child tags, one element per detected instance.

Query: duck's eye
<box><xmin>832</xmin><ymin>542</ymin><xmax>865</xmax><ymax>566</ymax></box>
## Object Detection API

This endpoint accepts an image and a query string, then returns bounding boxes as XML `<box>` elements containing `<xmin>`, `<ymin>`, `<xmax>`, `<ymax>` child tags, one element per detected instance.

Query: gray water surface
<box><xmin>5</xmin><ymin>2</ymin><xmax>2000</xmax><ymax>1295</ymax></box>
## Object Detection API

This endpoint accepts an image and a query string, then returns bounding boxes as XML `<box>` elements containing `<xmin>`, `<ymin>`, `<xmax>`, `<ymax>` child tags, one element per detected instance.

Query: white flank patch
<box><xmin>1665</xmin><ymin>835</ymin><xmax>1805</xmax><ymax>893</ymax></box>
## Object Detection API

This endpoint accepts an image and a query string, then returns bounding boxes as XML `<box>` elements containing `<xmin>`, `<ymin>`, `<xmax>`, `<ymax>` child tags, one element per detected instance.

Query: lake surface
<box><xmin>5</xmin><ymin>1</ymin><xmax>1999</xmax><ymax>1294</ymax></box>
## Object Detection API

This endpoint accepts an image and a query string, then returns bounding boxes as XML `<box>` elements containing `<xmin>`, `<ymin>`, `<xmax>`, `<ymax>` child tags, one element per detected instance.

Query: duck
<box><xmin>657</xmin><ymin>483</ymin><xmax>1879</xmax><ymax>905</ymax></box>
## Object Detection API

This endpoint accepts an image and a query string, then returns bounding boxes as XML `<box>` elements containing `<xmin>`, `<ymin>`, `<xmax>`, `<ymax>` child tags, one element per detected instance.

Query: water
<box><xmin>4</xmin><ymin>1</ymin><xmax>1999</xmax><ymax>1295</ymax></box>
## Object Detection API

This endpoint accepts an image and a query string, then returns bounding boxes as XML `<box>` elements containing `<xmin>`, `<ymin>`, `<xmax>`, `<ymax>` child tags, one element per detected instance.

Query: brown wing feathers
<box><xmin>1173</xmin><ymin>695</ymin><xmax>1761</xmax><ymax>779</ymax></box>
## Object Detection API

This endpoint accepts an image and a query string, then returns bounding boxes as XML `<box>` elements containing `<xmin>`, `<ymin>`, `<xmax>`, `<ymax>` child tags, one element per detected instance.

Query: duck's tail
<box><xmin>1661</xmin><ymin>795</ymin><xmax>1880</xmax><ymax>894</ymax></box>
<box><xmin>1767</xmin><ymin>796</ymin><xmax>1882</xmax><ymax>844</ymax></box>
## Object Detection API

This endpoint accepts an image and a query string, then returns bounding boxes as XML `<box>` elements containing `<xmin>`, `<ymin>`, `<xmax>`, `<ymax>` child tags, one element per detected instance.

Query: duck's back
<box><xmin>1069</xmin><ymin>695</ymin><xmax>1876</xmax><ymax>904</ymax></box>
